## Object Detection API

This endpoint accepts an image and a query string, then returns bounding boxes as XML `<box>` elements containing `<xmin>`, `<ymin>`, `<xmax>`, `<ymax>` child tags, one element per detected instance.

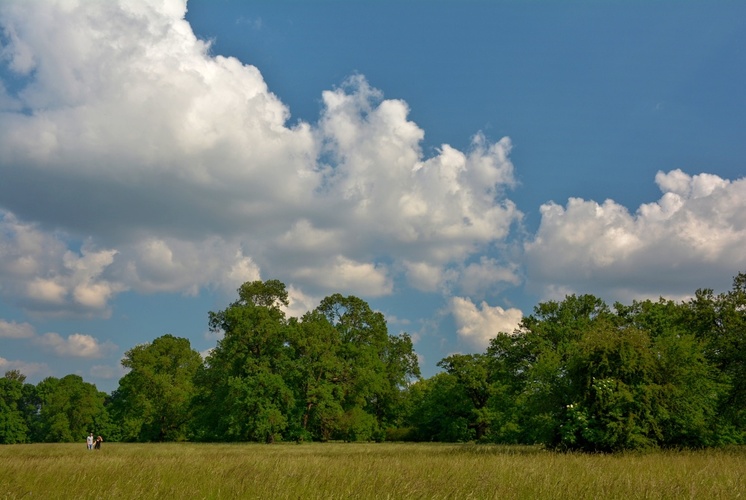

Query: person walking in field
<box><xmin>94</xmin><ymin>435</ymin><xmax>103</xmax><ymax>450</ymax></box>
<box><xmin>87</xmin><ymin>433</ymin><xmax>94</xmax><ymax>450</ymax></box>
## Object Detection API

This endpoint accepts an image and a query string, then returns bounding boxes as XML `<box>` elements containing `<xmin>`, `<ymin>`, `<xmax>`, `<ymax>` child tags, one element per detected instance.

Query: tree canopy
<box><xmin>192</xmin><ymin>281</ymin><xmax>420</xmax><ymax>443</ymax></box>
<box><xmin>110</xmin><ymin>334</ymin><xmax>203</xmax><ymax>442</ymax></box>
<box><xmin>5</xmin><ymin>274</ymin><xmax>745</xmax><ymax>451</ymax></box>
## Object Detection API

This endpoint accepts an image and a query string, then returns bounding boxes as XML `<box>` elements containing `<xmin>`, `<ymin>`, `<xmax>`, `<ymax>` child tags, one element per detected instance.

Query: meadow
<box><xmin>1</xmin><ymin>442</ymin><xmax>744</xmax><ymax>499</ymax></box>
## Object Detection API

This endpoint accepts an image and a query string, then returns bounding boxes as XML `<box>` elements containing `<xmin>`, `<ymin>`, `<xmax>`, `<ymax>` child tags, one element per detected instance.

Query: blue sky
<box><xmin>1</xmin><ymin>0</ymin><xmax>744</xmax><ymax>394</ymax></box>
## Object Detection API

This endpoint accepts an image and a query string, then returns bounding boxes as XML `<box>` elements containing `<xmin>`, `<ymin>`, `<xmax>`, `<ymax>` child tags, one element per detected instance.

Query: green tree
<box><xmin>193</xmin><ymin>280</ymin><xmax>295</xmax><ymax>442</ymax></box>
<box><xmin>559</xmin><ymin>324</ymin><xmax>659</xmax><ymax>451</ymax></box>
<box><xmin>615</xmin><ymin>298</ymin><xmax>725</xmax><ymax>447</ymax></box>
<box><xmin>377</xmin><ymin>332</ymin><xmax>421</xmax><ymax>427</ymax></box>
<box><xmin>314</xmin><ymin>293</ymin><xmax>419</xmax><ymax>440</ymax></box>
<box><xmin>32</xmin><ymin>375</ymin><xmax>109</xmax><ymax>443</ymax></box>
<box><xmin>509</xmin><ymin>295</ymin><xmax>612</xmax><ymax>445</ymax></box>
<box><xmin>288</xmin><ymin>310</ymin><xmax>345</xmax><ymax>441</ymax></box>
<box><xmin>438</xmin><ymin>354</ymin><xmax>494</xmax><ymax>441</ymax></box>
<box><xmin>482</xmin><ymin>333</ymin><xmax>528</xmax><ymax>443</ymax></box>
<box><xmin>110</xmin><ymin>334</ymin><xmax>202</xmax><ymax>442</ymax></box>
<box><xmin>686</xmin><ymin>272</ymin><xmax>746</xmax><ymax>441</ymax></box>
<box><xmin>651</xmin><ymin>327</ymin><xmax>723</xmax><ymax>447</ymax></box>
<box><xmin>192</xmin><ymin>280</ymin><xmax>420</xmax><ymax>443</ymax></box>
<box><xmin>0</xmin><ymin>370</ymin><xmax>30</xmax><ymax>444</ymax></box>
<box><xmin>503</xmin><ymin>295</ymin><xmax>724</xmax><ymax>451</ymax></box>
<box><xmin>405</xmin><ymin>373</ymin><xmax>473</xmax><ymax>442</ymax></box>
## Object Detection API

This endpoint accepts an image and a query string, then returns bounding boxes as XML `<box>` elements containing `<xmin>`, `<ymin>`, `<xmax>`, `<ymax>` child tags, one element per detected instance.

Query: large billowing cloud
<box><xmin>525</xmin><ymin>170</ymin><xmax>746</xmax><ymax>302</ymax></box>
<box><xmin>0</xmin><ymin>0</ymin><xmax>521</xmax><ymax>317</ymax></box>
<box><xmin>4</xmin><ymin>0</ymin><xmax>741</xmax><ymax>368</ymax></box>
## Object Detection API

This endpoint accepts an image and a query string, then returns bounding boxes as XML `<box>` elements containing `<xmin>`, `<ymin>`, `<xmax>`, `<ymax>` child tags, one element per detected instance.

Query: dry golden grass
<box><xmin>1</xmin><ymin>442</ymin><xmax>744</xmax><ymax>499</ymax></box>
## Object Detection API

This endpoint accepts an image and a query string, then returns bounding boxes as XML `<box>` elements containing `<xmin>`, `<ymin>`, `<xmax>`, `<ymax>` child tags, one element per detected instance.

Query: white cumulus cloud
<box><xmin>36</xmin><ymin>332</ymin><xmax>118</xmax><ymax>359</ymax></box>
<box><xmin>0</xmin><ymin>357</ymin><xmax>48</xmax><ymax>377</ymax></box>
<box><xmin>450</xmin><ymin>296</ymin><xmax>523</xmax><ymax>351</ymax></box>
<box><xmin>0</xmin><ymin>211</ymin><xmax>125</xmax><ymax>317</ymax></box>
<box><xmin>0</xmin><ymin>319</ymin><xmax>35</xmax><ymax>339</ymax></box>
<box><xmin>0</xmin><ymin>0</ymin><xmax>522</xmax><ymax>314</ymax></box>
<box><xmin>525</xmin><ymin>170</ymin><xmax>746</xmax><ymax>302</ymax></box>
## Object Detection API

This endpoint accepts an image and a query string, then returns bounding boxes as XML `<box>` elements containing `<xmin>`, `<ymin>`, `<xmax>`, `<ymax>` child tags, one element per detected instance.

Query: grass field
<box><xmin>1</xmin><ymin>442</ymin><xmax>745</xmax><ymax>499</ymax></box>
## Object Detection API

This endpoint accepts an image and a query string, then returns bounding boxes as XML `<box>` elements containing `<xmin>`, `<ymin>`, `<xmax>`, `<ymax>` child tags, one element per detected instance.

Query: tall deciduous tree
<box><xmin>476</xmin><ymin>295</ymin><xmax>724</xmax><ymax>451</ymax></box>
<box><xmin>510</xmin><ymin>294</ymin><xmax>612</xmax><ymax>445</ymax></box>
<box><xmin>192</xmin><ymin>281</ymin><xmax>420</xmax><ymax>443</ymax></box>
<box><xmin>289</xmin><ymin>310</ymin><xmax>345</xmax><ymax>441</ymax></box>
<box><xmin>403</xmin><ymin>373</ymin><xmax>473</xmax><ymax>442</ymax></box>
<box><xmin>686</xmin><ymin>272</ymin><xmax>746</xmax><ymax>441</ymax></box>
<box><xmin>438</xmin><ymin>354</ymin><xmax>493</xmax><ymax>441</ymax></box>
<box><xmin>111</xmin><ymin>334</ymin><xmax>202</xmax><ymax>442</ymax></box>
<box><xmin>314</xmin><ymin>293</ymin><xmax>419</xmax><ymax>441</ymax></box>
<box><xmin>0</xmin><ymin>370</ymin><xmax>30</xmax><ymax>444</ymax></box>
<box><xmin>32</xmin><ymin>375</ymin><xmax>109</xmax><ymax>443</ymax></box>
<box><xmin>194</xmin><ymin>280</ymin><xmax>295</xmax><ymax>443</ymax></box>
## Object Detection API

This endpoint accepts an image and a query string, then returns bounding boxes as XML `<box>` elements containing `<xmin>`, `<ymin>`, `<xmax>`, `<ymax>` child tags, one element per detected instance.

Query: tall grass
<box><xmin>2</xmin><ymin>442</ymin><xmax>744</xmax><ymax>499</ymax></box>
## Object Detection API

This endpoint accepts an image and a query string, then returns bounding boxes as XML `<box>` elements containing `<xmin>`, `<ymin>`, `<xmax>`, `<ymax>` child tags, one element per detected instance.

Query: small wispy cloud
<box><xmin>0</xmin><ymin>357</ymin><xmax>48</xmax><ymax>377</ymax></box>
<box><xmin>236</xmin><ymin>16</ymin><xmax>263</xmax><ymax>30</ymax></box>
<box><xmin>0</xmin><ymin>319</ymin><xmax>35</xmax><ymax>339</ymax></box>
<box><xmin>35</xmin><ymin>332</ymin><xmax>118</xmax><ymax>359</ymax></box>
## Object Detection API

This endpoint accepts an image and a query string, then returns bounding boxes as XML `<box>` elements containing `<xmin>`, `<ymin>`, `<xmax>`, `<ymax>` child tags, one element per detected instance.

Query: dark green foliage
<box><xmin>30</xmin><ymin>374</ymin><xmax>110</xmax><ymax>443</ymax></box>
<box><xmin>0</xmin><ymin>371</ymin><xmax>31</xmax><ymax>444</ymax></box>
<box><xmin>191</xmin><ymin>280</ymin><xmax>420</xmax><ymax>443</ymax></box>
<box><xmin>288</xmin><ymin>310</ymin><xmax>345</xmax><ymax>441</ymax></box>
<box><xmin>403</xmin><ymin>373</ymin><xmax>474</xmax><ymax>442</ymax></box>
<box><xmin>685</xmin><ymin>273</ymin><xmax>746</xmax><ymax>441</ymax></box>
<box><xmin>403</xmin><ymin>274</ymin><xmax>746</xmax><ymax>451</ymax></box>
<box><xmin>559</xmin><ymin>324</ymin><xmax>660</xmax><ymax>451</ymax></box>
<box><xmin>13</xmin><ymin>273</ymin><xmax>745</xmax><ymax>451</ymax></box>
<box><xmin>312</xmin><ymin>294</ymin><xmax>420</xmax><ymax>440</ymax></box>
<box><xmin>437</xmin><ymin>354</ymin><xmax>493</xmax><ymax>441</ymax></box>
<box><xmin>193</xmin><ymin>280</ymin><xmax>295</xmax><ymax>443</ymax></box>
<box><xmin>110</xmin><ymin>334</ymin><xmax>202</xmax><ymax>442</ymax></box>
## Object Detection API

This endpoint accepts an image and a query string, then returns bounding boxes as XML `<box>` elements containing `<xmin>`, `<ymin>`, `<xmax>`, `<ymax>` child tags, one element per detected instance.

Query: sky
<box><xmin>1</xmin><ymin>0</ymin><xmax>744</xmax><ymax>394</ymax></box>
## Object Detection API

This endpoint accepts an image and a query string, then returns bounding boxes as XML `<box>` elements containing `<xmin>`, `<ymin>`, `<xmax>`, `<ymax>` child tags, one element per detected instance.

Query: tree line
<box><xmin>2</xmin><ymin>274</ymin><xmax>744</xmax><ymax>451</ymax></box>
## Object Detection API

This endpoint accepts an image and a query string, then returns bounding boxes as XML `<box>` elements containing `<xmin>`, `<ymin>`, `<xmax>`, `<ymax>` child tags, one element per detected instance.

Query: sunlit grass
<box><xmin>2</xmin><ymin>442</ymin><xmax>744</xmax><ymax>499</ymax></box>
